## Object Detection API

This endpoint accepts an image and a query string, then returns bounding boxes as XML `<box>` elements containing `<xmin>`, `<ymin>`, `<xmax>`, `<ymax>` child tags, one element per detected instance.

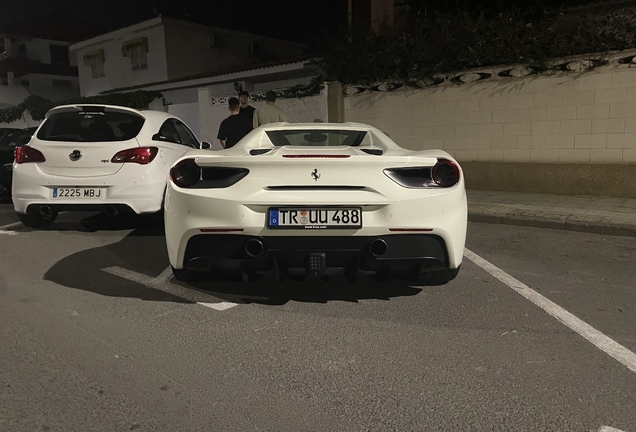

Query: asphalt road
<box><xmin>0</xmin><ymin>202</ymin><xmax>635</xmax><ymax>432</ymax></box>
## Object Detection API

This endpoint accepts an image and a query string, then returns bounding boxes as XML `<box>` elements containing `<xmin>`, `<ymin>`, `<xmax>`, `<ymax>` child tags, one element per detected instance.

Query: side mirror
<box><xmin>152</xmin><ymin>133</ymin><xmax>165</xmax><ymax>141</ymax></box>
<box><xmin>200</xmin><ymin>141</ymin><xmax>212</xmax><ymax>149</ymax></box>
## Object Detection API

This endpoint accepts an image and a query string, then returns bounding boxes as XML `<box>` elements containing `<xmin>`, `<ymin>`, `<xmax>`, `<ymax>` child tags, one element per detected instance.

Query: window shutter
<box><xmin>121</xmin><ymin>37</ymin><xmax>148</xmax><ymax>56</ymax></box>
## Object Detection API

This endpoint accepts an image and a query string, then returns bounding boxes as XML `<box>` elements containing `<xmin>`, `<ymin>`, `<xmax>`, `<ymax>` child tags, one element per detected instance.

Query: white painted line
<box><xmin>0</xmin><ymin>230</ymin><xmax>18</xmax><ymax>236</ymax></box>
<box><xmin>103</xmin><ymin>266</ymin><xmax>154</xmax><ymax>286</ymax></box>
<box><xmin>0</xmin><ymin>221</ymin><xmax>22</xmax><ymax>230</ymax></box>
<box><xmin>199</xmin><ymin>302</ymin><xmax>239</xmax><ymax>311</ymax></box>
<box><xmin>464</xmin><ymin>248</ymin><xmax>636</xmax><ymax>375</ymax></box>
<box><xmin>101</xmin><ymin>266</ymin><xmax>239</xmax><ymax>311</ymax></box>
<box><xmin>153</xmin><ymin>266</ymin><xmax>175</xmax><ymax>284</ymax></box>
<box><xmin>598</xmin><ymin>426</ymin><xmax>626</xmax><ymax>432</ymax></box>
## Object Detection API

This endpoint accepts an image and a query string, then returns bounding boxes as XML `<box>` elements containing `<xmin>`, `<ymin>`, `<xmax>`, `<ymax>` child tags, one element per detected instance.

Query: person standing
<box><xmin>217</xmin><ymin>97</ymin><xmax>252</xmax><ymax>149</ymax></box>
<box><xmin>253</xmin><ymin>90</ymin><xmax>288</xmax><ymax>128</ymax></box>
<box><xmin>238</xmin><ymin>90</ymin><xmax>255</xmax><ymax>124</ymax></box>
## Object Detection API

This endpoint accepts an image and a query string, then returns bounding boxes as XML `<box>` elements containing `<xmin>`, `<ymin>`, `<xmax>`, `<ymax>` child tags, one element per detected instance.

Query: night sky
<box><xmin>1</xmin><ymin>0</ymin><xmax>606</xmax><ymax>46</ymax></box>
<box><xmin>1</xmin><ymin>0</ymin><xmax>349</xmax><ymax>45</ymax></box>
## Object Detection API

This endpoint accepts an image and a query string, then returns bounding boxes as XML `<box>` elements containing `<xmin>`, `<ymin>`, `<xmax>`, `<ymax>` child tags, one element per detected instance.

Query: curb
<box><xmin>468</xmin><ymin>213</ymin><xmax>636</xmax><ymax>238</ymax></box>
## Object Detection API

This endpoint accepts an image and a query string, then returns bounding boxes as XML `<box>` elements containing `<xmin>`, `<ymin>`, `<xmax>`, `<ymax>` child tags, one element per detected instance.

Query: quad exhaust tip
<box><xmin>369</xmin><ymin>239</ymin><xmax>388</xmax><ymax>257</ymax></box>
<box><xmin>245</xmin><ymin>239</ymin><xmax>265</xmax><ymax>257</ymax></box>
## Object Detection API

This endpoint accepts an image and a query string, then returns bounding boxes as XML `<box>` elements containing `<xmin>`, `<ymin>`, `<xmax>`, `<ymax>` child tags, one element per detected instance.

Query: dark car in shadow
<box><xmin>0</xmin><ymin>127</ymin><xmax>37</xmax><ymax>200</ymax></box>
<box><xmin>0</xmin><ymin>127</ymin><xmax>19</xmax><ymax>142</ymax></box>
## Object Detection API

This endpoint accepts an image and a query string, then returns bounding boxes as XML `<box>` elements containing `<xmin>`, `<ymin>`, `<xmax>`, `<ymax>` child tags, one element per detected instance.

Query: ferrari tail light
<box><xmin>432</xmin><ymin>158</ymin><xmax>461</xmax><ymax>187</ymax></box>
<box><xmin>170</xmin><ymin>161</ymin><xmax>249</xmax><ymax>189</ymax></box>
<box><xmin>199</xmin><ymin>166</ymin><xmax>250</xmax><ymax>188</ymax></box>
<box><xmin>383</xmin><ymin>166</ymin><xmax>434</xmax><ymax>188</ymax></box>
<box><xmin>15</xmin><ymin>145</ymin><xmax>46</xmax><ymax>164</ymax></box>
<box><xmin>170</xmin><ymin>158</ymin><xmax>201</xmax><ymax>188</ymax></box>
<box><xmin>111</xmin><ymin>147</ymin><xmax>158</xmax><ymax>164</ymax></box>
<box><xmin>384</xmin><ymin>158</ymin><xmax>461</xmax><ymax>188</ymax></box>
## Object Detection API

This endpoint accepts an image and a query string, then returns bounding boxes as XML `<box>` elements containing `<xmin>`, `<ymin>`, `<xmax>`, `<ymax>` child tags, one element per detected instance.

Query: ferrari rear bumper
<box><xmin>183</xmin><ymin>234</ymin><xmax>454</xmax><ymax>282</ymax></box>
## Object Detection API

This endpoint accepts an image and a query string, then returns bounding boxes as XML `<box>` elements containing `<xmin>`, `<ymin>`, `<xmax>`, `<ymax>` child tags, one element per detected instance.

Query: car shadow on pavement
<box><xmin>184</xmin><ymin>274</ymin><xmax>422</xmax><ymax>306</ymax></box>
<box><xmin>43</xmin><ymin>213</ymin><xmax>194</xmax><ymax>303</ymax></box>
<box><xmin>17</xmin><ymin>211</ymin><xmax>164</xmax><ymax>233</ymax></box>
<box><xmin>44</xmin><ymin>214</ymin><xmax>422</xmax><ymax>306</ymax></box>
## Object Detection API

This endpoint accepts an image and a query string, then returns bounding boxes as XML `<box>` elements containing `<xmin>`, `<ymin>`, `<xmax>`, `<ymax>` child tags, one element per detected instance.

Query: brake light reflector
<box><xmin>431</xmin><ymin>158</ymin><xmax>460</xmax><ymax>187</ymax></box>
<box><xmin>170</xmin><ymin>158</ymin><xmax>201</xmax><ymax>188</ymax></box>
<box><xmin>111</xmin><ymin>147</ymin><xmax>158</xmax><ymax>164</ymax></box>
<box><xmin>282</xmin><ymin>155</ymin><xmax>350</xmax><ymax>158</ymax></box>
<box><xmin>15</xmin><ymin>145</ymin><xmax>46</xmax><ymax>164</ymax></box>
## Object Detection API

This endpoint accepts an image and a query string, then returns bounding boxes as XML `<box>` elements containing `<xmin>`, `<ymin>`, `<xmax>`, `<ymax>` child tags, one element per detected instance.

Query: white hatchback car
<box><xmin>12</xmin><ymin>104</ymin><xmax>209</xmax><ymax>227</ymax></box>
<box><xmin>165</xmin><ymin>122</ymin><xmax>467</xmax><ymax>285</ymax></box>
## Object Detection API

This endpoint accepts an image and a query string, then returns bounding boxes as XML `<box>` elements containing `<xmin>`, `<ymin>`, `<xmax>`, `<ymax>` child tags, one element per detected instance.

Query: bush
<box><xmin>0</xmin><ymin>90</ymin><xmax>163</xmax><ymax>123</ymax></box>
<box><xmin>319</xmin><ymin>3</ymin><xmax>636</xmax><ymax>86</ymax></box>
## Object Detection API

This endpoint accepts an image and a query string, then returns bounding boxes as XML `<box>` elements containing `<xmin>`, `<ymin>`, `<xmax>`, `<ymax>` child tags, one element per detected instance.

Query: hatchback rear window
<box><xmin>265</xmin><ymin>130</ymin><xmax>368</xmax><ymax>147</ymax></box>
<box><xmin>37</xmin><ymin>109</ymin><xmax>145</xmax><ymax>142</ymax></box>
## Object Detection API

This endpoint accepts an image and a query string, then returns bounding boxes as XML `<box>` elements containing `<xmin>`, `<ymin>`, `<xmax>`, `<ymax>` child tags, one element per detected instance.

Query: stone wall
<box><xmin>343</xmin><ymin>50</ymin><xmax>636</xmax><ymax>196</ymax></box>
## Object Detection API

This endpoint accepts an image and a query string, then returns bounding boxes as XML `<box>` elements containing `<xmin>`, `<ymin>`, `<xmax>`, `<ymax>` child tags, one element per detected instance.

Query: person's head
<box><xmin>228</xmin><ymin>97</ymin><xmax>240</xmax><ymax>113</ymax></box>
<box><xmin>238</xmin><ymin>90</ymin><xmax>249</xmax><ymax>106</ymax></box>
<box><xmin>265</xmin><ymin>90</ymin><xmax>277</xmax><ymax>103</ymax></box>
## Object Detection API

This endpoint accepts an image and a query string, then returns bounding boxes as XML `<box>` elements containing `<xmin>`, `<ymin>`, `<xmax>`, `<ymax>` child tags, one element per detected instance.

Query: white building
<box><xmin>68</xmin><ymin>16</ymin><xmax>330</xmax><ymax>144</ymax></box>
<box><xmin>69</xmin><ymin>17</ymin><xmax>307</xmax><ymax>98</ymax></box>
<box><xmin>0</xmin><ymin>33</ymin><xmax>80</xmax><ymax>127</ymax></box>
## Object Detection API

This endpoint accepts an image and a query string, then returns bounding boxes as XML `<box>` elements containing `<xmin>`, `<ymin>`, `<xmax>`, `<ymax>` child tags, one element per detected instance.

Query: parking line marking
<box><xmin>464</xmin><ymin>248</ymin><xmax>636</xmax><ymax>375</ymax></box>
<box><xmin>153</xmin><ymin>266</ymin><xmax>176</xmax><ymax>284</ymax></box>
<box><xmin>0</xmin><ymin>221</ymin><xmax>22</xmax><ymax>230</ymax></box>
<box><xmin>199</xmin><ymin>302</ymin><xmax>240</xmax><ymax>311</ymax></box>
<box><xmin>598</xmin><ymin>427</ymin><xmax>626</xmax><ymax>432</ymax></box>
<box><xmin>101</xmin><ymin>266</ymin><xmax>239</xmax><ymax>311</ymax></box>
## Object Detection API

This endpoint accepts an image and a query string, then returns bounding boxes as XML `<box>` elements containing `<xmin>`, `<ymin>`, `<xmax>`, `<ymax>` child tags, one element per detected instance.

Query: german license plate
<box><xmin>52</xmin><ymin>187</ymin><xmax>105</xmax><ymax>198</ymax></box>
<box><xmin>268</xmin><ymin>207</ymin><xmax>362</xmax><ymax>229</ymax></box>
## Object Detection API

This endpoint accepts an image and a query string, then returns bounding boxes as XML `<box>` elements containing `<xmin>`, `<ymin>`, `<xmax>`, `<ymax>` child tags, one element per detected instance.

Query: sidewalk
<box><xmin>467</xmin><ymin>189</ymin><xmax>636</xmax><ymax>237</ymax></box>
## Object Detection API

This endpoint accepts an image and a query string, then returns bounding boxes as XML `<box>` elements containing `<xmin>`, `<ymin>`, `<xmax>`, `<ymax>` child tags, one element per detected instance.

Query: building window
<box><xmin>50</xmin><ymin>45</ymin><xmax>70</xmax><ymax>64</ymax></box>
<box><xmin>210</xmin><ymin>32</ymin><xmax>226</xmax><ymax>49</ymax></box>
<box><xmin>83</xmin><ymin>49</ymin><xmax>105</xmax><ymax>79</ymax></box>
<box><xmin>121</xmin><ymin>37</ymin><xmax>148</xmax><ymax>72</ymax></box>
<box><xmin>127</xmin><ymin>43</ymin><xmax>148</xmax><ymax>71</ymax></box>
<box><xmin>88</xmin><ymin>55</ymin><xmax>105</xmax><ymax>78</ymax></box>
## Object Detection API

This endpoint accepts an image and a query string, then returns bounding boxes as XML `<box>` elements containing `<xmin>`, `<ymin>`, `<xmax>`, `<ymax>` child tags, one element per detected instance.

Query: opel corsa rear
<box><xmin>165</xmin><ymin>123</ymin><xmax>467</xmax><ymax>285</ymax></box>
<box><xmin>12</xmin><ymin>104</ymin><xmax>205</xmax><ymax>227</ymax></box>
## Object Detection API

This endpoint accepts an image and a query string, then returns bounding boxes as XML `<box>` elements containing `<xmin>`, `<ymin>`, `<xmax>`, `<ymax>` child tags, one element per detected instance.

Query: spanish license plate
<box><xmin>52</xmin><ymin>187</ymin><xmax>105</xmax><ymax>199</ymax></box>
<box><xmin>268</xmin><ymin>207</ymin><xmax>362</xmax><ymax>229</ymax></box>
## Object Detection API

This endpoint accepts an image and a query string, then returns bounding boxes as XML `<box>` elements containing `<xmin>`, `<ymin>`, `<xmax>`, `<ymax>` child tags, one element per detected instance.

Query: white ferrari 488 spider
<box><xmin>12</xmin><ymin>104</ymin><xmax>208</xmax><ymax>227</ymax></box>
<box><xmin>165</xmin><ymin>123</ymin><xmax>467</xmax><ymax>285</ymax></box>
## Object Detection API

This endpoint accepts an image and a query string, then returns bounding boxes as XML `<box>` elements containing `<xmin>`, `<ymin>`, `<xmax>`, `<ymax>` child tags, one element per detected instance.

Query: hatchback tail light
<box><xmin>15</xmin><ymin>145</ymin><xmax>46</xmax><ymax>164</ymax></box>
<box><xmin>111</xmin><ymin>147</ymin><xmax>158</xmax><ymax>164</ymax></box>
